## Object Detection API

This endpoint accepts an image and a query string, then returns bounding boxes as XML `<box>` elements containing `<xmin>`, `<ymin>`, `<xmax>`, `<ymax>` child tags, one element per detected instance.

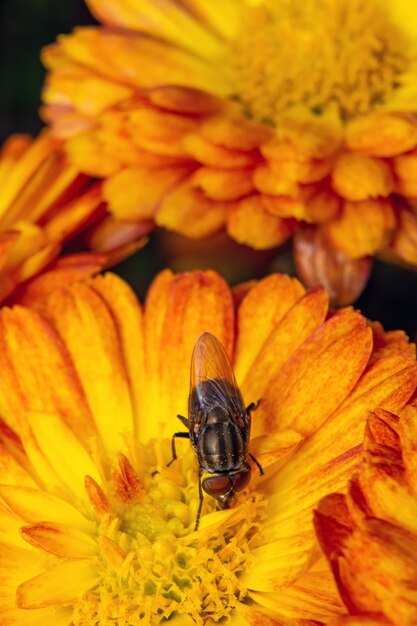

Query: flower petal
<box><xmin>26</xmin><ymin>410</ymin><xmax>100</xmax><ymax>500</ymax></box>
<box><xmin>324</xmin><ymin>199</ymin><xmax>396</xmax><ymax>258</ymax></box>
<box><xmin>16</xmin><ymin>559</ymin><xmax>99</xmax><ymax>609</ymax></box>
<box><xmin>86</xmin><ymin>0</ymin><xmax>224</xmax><ymax>58</ymax></box>
<box><xmin>240</xmin><ymin>288</ymin><xmax>330</xmax><ymax>434</ymax></box>
<box><xmin>21</xmin><ymin>522</ymin><xmax>98</xmax><ymax>558</ymax></box>
<box><xmin>157</xmin><ymin>178</ymin><xmax>227</xmax><ymax>238</ymax></box>
<box><xmin>331</xmin><ymin>153</ymin><xmax>394</xmax><ymax>201</ymax></box>
<box><xmin>227</xmin><ymin>196</ymin><xmax>296</xmax><ymax>249</ymax></box>
<box><xmin>234</xmin><ymin>274</ymin><xmax>305</xmax><ymax>383</ymax></box>
<box><xmin>267</xmin><ymin>310</ymin><xmax>373</xmax><ymax>436</ymax></box>
<box><xmin>248</xmin><ymin>563</ymin><xmax>344</xmax><ymax>621</ymax></box>
<box><xmin>89</xmin><ymin>274</ymin><xmax>146</xmax><ymax>439</ymax></box>
<box><xmin>0</xmin><ymin>485</ymin><xmax>93</xmax><ymax>532</ymax></box>
<box><xmin>143</xmin><ymin>270</ymin><xmax>234</xmax><ymax>440</ymax></box>
<box><xmin>0</xmin><ymin>306</ymin><xmax>95</xmax><ymax>440</ymax></box>
<box><xmin>44</xmin><ymin>282</ymin><xmax>135</xmax><ymax>453</ymax></box>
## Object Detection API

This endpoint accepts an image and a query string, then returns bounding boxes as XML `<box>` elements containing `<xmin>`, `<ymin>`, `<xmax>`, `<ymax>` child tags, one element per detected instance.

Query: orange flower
<box><xmin>42</xmin><ymin>0</ymin><xmax>417</xmax><ymax>303</ymax></box>
<box><xmin>0</xmin><ymin>269</ymin><xmax>415</xmax><ymax>624</ymax></box>
<box><xmin>315</xmin><ymin>400</ymin><xmax>417</xmax><ymax>626</ymax></box>
<box><xmin>0</xmin><ymin>130</ymin><xmax>150</xmax><ymax>304</ymax></box>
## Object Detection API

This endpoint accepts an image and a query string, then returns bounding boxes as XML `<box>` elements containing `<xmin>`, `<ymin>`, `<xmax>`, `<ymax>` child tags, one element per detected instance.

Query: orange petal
<box><xmin>345</xmin><ymin>113</ymin><xmax>417</xmax><ymax>157</ymax></box>
<box><xmin>143</xmin><ymin>270</ymin><xmax>234</xmax><ymax>441</ymax></box>
<box><xmin>0</xmin><ymin>306</ymin><xmax>95</xmax><ymax>440</ymax></box>
<box><xmin>104</xmin><ymin>166</ymin><xmax>192</xmax><ymax>221</ymax></box>
<box><xmin>89</xmin><ymin>274</ymin><xmax>146</xmax><ymax>439</ymax></box>
<box><xmin>331</xmin><ymin>153</ymin><xmax>394</xmax><ymax>201</ymax></box>
<box><xmin>148</xmin><ymin>86</ymin><xmax>223</xmax><ymax>114</ymax></box>
<box><xmin>44</xmin><ymin>282</ymin><xmax>135</xmax><ymax>453</ymax></box>
<box><xmin>16</xmin><ymin>559</ymin><xmax>99</xmax><ymax>609</ymax></box>
<box><xmin>324</xmin><ymin>199</ymin><xmax>396</xmax><ymax>258</ymax></box>
<box><xmin>234</xmin><ymin>274</ymin><xmax>305</xmax><ymax>383</ymax></box>
<box><xmin>267</xmin><ymin>310</ymin><xmax>373</xmax><ymax>436</ymax></box>
<box><xmin>227</xmin><ymin>195</ymin><xmax>296</xmax><ymax>249</ymax></box>
<box><xmin>399</xmin><ymin>404</ymin><xmax>417</xmax><ymax>496</ymax></box>
<box><xmin>21</xmin><ymin>522</ymin><xmax>97</xmax><ymax>558</ymax></box>
<box><xmin>184</xmin><ymin>133</ymin><xmax>259</xmax><ymax>169</ymax></box>
<box><xmin>11</xmin><ymin>252</ymin><xmax>106</xmax><ymax>309</ymax></box>
<box><xmin>249</xmin><ymin>430</ymin><xmax>304</xmax><ymax>473</ymax></box>
<box><xmin>200</xmin><ymin>115</ymin><xmax>271</xmax><ymax>151</ymax></box>
<box><xmin>293</xmin><ymin>226</ymin><xmax>372</xmax><ymax>306</ymax></box>
<box><xmin>391</xmin><ymin>207</ymin><xmax>417</xmax><ymax>265</ymax></box>
<box><xmin>253</xmin><ymin>162</ymin><xmax>299</xmax><ymax>196</ymax></box>
<box><xmin>240</xmin><ymin>288</ymin><xmax>330</xmax><ymax>432</ymax></box>
<box><xmin>393</xmin><ymin>149</ymin><xmax>417</xmax><ymax>196</ymax></box>
<box><xmin>157</xmin><ymin>177</ymin><xmax>227</xmax><ymax>238</ymax></box>
<box><xmin>192</xmin><ymin>167</ymin><xmax>254</xmax><ymax>201</ymax></box>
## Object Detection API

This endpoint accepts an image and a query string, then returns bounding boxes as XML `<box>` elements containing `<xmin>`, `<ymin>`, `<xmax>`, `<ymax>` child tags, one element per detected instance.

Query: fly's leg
<box><xmin>246</xmin><ymin>399</ymin><xmax>262</xmax><ymax>414</ymax></box>
<box><xmin>195</xmin><ymin>469</ymin><xmax>204</xmax><ymax>531</ymax></box>
<box><xmin>249</xmin><ymin>452</ymin><xmax>264</xmax><ymax>476</ymax></box>
<box><xmin>167</xmin><ymin>432</ymin><xmax>190</xmax><ymax>467</ymax></box>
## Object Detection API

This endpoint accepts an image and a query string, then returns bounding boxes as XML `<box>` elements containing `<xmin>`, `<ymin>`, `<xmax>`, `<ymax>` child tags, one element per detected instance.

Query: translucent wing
<box><xmin>189</xmin><ymin>332</ymin><xmax>245</xmax><ymax>420</ymax></box>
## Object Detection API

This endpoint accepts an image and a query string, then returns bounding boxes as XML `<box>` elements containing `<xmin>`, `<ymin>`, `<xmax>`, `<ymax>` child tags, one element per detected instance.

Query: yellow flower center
<box><xmin>229</xmin><ymin>0</ymin><xmax>410</xmax><ymax>123</ymax></box>
<box><xmin>72</xmin><ymin>442</ymin><xmax>266</xmax><ymax>626</ymax></box>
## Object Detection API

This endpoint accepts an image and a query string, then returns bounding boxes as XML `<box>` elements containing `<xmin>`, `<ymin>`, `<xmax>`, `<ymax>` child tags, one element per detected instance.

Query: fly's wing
<box><xmin>189</xmin><ymin>332</ymin><xmax>247</xmax><ymax>440</ymax></box>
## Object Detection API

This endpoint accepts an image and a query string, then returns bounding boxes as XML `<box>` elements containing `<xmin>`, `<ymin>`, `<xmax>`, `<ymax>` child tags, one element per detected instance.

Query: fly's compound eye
<box><xmin>202</xmin><ymin>475</ymin><xmax>233</xmax><ymax>497</ymax></box>
<box><xmin>231</xmin><ymin>468</ymin><xmax>251</xmax><ymax>493</ymax></box>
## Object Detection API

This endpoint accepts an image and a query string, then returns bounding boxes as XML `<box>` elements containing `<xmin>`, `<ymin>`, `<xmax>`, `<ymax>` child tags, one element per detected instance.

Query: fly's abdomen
<box><xmin>198</xmin><ymin>422</ymin><xmax>246</xmax><ymax>472</ymax></box>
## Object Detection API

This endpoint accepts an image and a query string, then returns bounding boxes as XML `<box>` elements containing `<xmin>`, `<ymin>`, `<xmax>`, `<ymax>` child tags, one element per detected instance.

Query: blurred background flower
<box><xmin>36</xmin><ymin>0</ymin><xmax>417</xmax><ymax>307</ymax></box>
<box><xmin>0</xmin><ymin>130</ymin><xmax>150</xmax><ymax>305</ymax></box>
<box><xmin>0</xmin><ymin>269</ymin><xmax>415</xmax><ymax>624</ymax></box>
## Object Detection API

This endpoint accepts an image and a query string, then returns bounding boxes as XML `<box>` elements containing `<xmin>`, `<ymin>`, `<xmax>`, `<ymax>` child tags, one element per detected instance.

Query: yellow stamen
<box><xmin>72</xmin><ymin>442</ymin><xmax>266</xmax><ymax>625</ymax></box>
<box><xmin>229</xmin><ymin>0</ymin><xmax>411</xmax><ymax>123</ymax></box>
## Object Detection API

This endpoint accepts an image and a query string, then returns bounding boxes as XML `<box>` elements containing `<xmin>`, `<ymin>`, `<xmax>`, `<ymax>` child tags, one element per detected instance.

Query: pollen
<box><xmin>72</xmin><ymin>442</ymin><xmax>266</xmax><ymax>626</ymax></box>
<box><xmin>229</xmin><ymin>0</ymin><xmax>411</xmax><ymax>124</ymax></box>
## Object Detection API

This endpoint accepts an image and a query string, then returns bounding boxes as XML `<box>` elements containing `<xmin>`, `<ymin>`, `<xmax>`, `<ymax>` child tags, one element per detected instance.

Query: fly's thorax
<box><xmin>197</xmin><ymin>421</ymin><xmax>247</xmax><ymax>473</ymax></box>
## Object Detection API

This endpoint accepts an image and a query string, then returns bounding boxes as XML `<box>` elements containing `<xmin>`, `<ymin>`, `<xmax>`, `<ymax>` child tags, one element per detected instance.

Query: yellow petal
<box><xmin>0</xmin><ymin>485</ymin><xmax>93</xmax><ymax>531</ymax></box>
<box><xmin>16</xmin><ymin>559</ymin><xmax>99</xmax><ymax>609</ymax></box>
<box><xmin>26</xmin><ymin>410</ymin><xmax>100</xmax><ymax>500</ymax></box>
<box><xmin>86</xmin><ymin>0</ymin><xmax>225</xmax><ymax>58</ymax></box>
<box><xmin>21</xmin><ymin>522</ymin><xmax>98</xmax><ymax>558</ymax></box>
<box><xmin>57</xmin><ymin>28</ymin><xmax>231</xmax><ymax>96</ymax></box>
<box><xmin>249</xmin><ymin>562</ymin><xmax>344</xmax><ymax>621</ymax></box>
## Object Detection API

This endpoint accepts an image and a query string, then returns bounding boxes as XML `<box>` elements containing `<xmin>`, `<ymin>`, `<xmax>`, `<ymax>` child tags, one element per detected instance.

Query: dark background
<box><xmin>2</xmin><ymin>0</ymin><xmax>417</xmax><ymax>339</ymax></box>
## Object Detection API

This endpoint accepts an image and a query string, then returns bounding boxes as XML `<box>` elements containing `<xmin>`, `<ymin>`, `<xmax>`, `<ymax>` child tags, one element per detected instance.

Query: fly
<box><xmin>168</xmin><ymin>332</ymin><xmax>264</xmax><ymax>530</ymax></box>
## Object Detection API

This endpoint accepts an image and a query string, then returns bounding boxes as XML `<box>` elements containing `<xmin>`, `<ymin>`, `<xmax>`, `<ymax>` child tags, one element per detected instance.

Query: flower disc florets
<box><xmin>73</xmin><ymin>443</ymin><xmax>265</xmax><ymax>626</ymax></box>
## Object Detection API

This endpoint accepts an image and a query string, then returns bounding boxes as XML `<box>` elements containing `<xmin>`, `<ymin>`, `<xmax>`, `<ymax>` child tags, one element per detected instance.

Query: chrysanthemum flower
<box><xmin>0</xmin><ymin>269</ymin><xmax>415</xmax><ymax>624</ymax></box>
<box><xmin>0</xmin><ymin>130</ymin><xmax>149</xmax><ymax>304</ymax></box>
<box><xmin>315</xmin><ymin>401</ymin><xmax>417</xmax><ymax>626</ymax></box>
<box><xmin>42</xmin><ymin>0</ymin><xmax>417</xmax><ymax>302</ymax></box>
